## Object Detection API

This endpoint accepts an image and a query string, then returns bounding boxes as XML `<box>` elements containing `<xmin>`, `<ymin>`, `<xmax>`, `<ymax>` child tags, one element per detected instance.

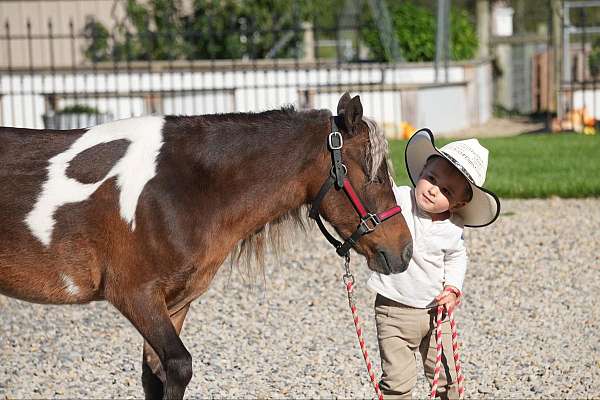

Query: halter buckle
<box><xmin>330</xmin><ymin>164</ymin><xmax>347</xmax><ymax>179</ymax></box>
<box><xmin>360</xmin><ymin>213</ymin><xmax>381</xmax><ymax>233</ymax></box>
<box><xmin>328</xmin><ymin>131</ymin><xmax>343</xmax><ymax>150</ymax></box>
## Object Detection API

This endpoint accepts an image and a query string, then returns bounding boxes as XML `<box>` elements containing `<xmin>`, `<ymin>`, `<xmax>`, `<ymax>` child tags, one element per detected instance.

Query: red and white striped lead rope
<box><xmin>342</xmin><ymin>254</ymin><xmax>383</xmax><ymax>400</ymax></box>
<box><xmin>342</xmin><ymin>256</ymin><xmax>465</xmax><ymax>400</ymax></box>
<box><xmin>344</xmin><ymin>274</ymin><xmax>384</xmax><ymax>400</ymax></box>
<box><xmin>430</xmin><ymin>289</ymin><xmax>465</xmax><ymax>399</ymax></box>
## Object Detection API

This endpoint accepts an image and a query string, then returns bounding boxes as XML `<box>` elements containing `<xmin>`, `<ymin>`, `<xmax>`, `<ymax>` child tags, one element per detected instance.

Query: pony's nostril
<box><xmin>377</xmin><ymin>245</ymin><xmax>411</xmax><ymax>275</ymax></box>
<box><xmin>377</xmin><ymin>250</ymin><xmax>392</xmax><ymax>274</ymax></box>
<box><xmin>402</xmin><ymin>241</ymin><xmax>413</xmax><ymax>265</ymax></box>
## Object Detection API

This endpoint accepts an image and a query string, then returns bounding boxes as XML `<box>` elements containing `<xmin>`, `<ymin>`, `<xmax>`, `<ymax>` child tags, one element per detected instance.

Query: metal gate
<box><xmin>559</xmin><ymin>0</ymin><xmax>600</xmax><ymax>133</ymax></box>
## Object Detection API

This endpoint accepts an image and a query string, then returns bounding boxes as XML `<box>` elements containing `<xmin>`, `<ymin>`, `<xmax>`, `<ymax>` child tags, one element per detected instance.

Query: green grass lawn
<box><xmin>388</xmin><ymin>133</ymin><xmax>600</xmax><ymax>198</ymax></box>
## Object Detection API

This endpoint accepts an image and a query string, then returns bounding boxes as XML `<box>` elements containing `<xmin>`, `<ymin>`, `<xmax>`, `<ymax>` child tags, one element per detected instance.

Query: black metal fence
<box><xmin>6</xmin><ymin>1</ymin><xmax>599</xmax><ymax>135</ymax></box>
<box><xmin>0</xmin><ymin>1</ymin><xmax>494</xmax><ymax>137</ymax></box>
<box><xmin>0</xmin><ymin>15</ymin><xmax>406</xmax><ymax>128</ymax></box>
<box><xmin>0</xmin><ymin>15</ymin><xmax>368</xmax><ymax>127</ymax></box>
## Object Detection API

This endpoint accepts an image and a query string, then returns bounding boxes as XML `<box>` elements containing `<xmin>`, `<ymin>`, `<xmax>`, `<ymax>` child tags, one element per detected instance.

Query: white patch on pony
<box><xmin>25</xmin><ymin>116</ymin><xmax>165</xmax><ymax>246</ymax></box>
<box><xmin>60</xmin><ymin>273</ymin><xmax>80</xmax><ymax>296</ymax></box>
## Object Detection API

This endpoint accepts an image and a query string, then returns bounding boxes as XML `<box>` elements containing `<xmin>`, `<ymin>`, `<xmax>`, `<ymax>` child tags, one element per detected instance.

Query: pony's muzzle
<box><xmin>376</xmin><ymin>241</ymin><xmax>412</xmax><ymax>274</ymax></box>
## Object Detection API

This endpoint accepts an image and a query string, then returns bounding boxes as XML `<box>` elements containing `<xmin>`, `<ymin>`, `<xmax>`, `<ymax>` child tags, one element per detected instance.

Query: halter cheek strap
<box><xmin>308</xmin><ymin>116</ymin><xmax>403</xmax><ymax>258</ymax></box>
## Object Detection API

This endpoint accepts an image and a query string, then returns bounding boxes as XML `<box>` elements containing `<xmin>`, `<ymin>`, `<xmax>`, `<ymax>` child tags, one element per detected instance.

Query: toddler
<box><xmin>368</xmin><ymin>129</ymin><xmax>501</xmax><ymax>399</ymax></box>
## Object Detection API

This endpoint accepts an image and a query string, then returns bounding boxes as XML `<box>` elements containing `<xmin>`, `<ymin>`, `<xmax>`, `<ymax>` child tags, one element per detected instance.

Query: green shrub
<box><xmin>57</xmin><ymin>105</ymin><xmax>102</xmax><ymax>114</ymax></box>
<box><xmin>589</xmin><ymin>38</ymin><xmax>600</xmax><ymax>78</ymax></box>
<box><xmin>360</xmin><ymin>1</ymin><xmax>478</xmax><ymax>62</ymax></box>
<box><xmin>83</xmin><ymin>0</ymin><xmax>314</xmax><ymax>61</ymax></box>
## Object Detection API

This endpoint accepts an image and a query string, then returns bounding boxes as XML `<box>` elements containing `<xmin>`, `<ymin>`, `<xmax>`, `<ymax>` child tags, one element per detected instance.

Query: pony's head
<box><xmin>316</xmin><ymin>93</ymin><xmax>412</xmax><ymax>274</ymax></box>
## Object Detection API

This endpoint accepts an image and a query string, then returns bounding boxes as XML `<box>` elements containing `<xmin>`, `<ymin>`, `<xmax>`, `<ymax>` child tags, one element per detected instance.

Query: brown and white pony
<box><xmin>0</xmin><ymin>93</ymin><xmax>412</xmax><ymax>399</ymax></box>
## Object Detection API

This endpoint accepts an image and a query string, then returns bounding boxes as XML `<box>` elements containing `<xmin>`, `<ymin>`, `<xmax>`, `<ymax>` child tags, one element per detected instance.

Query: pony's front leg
<box><xmin>141</xmin><ymin>304</ymin><xmax>191</xmax><ymax>400</ymax></box>
<box><xmin>142</xmin><ymin>342</ymin><xmax>166</xmax><ymax>399</ymax></box>
<box><xmin>112</xmin><ymin>288</ymin><xmax>192</xmax><ymax>400</ymax></box>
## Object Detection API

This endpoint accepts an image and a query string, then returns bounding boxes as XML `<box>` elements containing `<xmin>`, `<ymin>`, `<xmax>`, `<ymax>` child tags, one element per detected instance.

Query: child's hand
<box><xmin>435</xmin><ymin>286</ymin><xmax>462</xmax><ymax>310</ymax></box>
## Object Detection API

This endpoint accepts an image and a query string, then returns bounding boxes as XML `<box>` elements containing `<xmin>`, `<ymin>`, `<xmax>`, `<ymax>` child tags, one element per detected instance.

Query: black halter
<box><xmin>308</xmin><ymin>117</ymin><xmax>403</xmax><ymax>258</ymax></box>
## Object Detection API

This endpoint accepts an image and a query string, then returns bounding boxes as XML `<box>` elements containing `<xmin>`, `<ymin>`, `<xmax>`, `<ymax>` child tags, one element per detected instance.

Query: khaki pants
<box><xmin>375</xmin><ymin>294</ymin><xmax>460</xmax><ymax>400</ymax></box>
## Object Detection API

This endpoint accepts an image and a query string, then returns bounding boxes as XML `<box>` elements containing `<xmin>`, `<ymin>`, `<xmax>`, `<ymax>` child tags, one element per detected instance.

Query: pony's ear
<box><xmin>337</xmin><ymin>92</ymin><xmax>352</xmax><ymax>115</ymax></box>
<box><xmin>343</xmin><ymin>95</ymin><xmax>363</xmax><ymax>135</ymax></box>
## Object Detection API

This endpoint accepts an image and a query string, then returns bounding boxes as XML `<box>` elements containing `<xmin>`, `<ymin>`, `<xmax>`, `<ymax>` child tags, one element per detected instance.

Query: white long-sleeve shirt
<box><xmin>367</xmin><ymin>186</ymin><xmax>467</xmax><ymax>308</ymax></box>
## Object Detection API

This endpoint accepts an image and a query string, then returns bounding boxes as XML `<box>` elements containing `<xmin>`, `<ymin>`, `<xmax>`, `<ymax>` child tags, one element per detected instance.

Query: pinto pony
<box><xmin>0</xmin><ymin>93</ymin><xmax>412</xmax><ymax>399</ymax></box>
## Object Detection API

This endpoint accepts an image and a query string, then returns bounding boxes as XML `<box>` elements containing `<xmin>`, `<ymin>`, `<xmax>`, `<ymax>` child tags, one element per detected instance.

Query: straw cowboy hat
<box><xmin>405</xmin><ymin>128</ymin><xmax>501</xmax><ymax>227</ymax></box>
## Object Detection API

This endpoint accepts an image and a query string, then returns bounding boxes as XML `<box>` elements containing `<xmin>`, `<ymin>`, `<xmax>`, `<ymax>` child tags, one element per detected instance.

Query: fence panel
<box><xmin>0</xmin><ymin>3</ymin><xmax>487</xmax><ymax>136</ymax></box>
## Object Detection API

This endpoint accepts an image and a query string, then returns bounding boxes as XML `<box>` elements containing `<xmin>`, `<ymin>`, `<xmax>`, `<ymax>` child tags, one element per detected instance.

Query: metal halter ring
<box><xmin>330</xmin><ymin>164</ymin><xmax>347</xmax><ymax>177</ymax></box>
<box><xmin>359</xmin><ymin>213</ymin><xmax>381</xmax><ymax>233</ymax></box>
<box><xmin>328</xmin><ymin>131</ymin><xmax>343</xmax><ymax>150</ymax></box>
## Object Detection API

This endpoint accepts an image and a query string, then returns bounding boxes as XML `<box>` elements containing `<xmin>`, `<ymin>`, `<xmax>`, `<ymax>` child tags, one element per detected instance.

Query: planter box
<box><xmin>42</xmin><ymin>112</ymin><xmax>114</xmax><ymax>130</ymax></box>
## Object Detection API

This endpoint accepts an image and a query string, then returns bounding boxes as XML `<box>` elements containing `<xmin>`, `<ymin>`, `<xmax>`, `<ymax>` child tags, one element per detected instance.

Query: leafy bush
<box><xmin>83</xmin><ymin>18</ymin><xmax>110</xmax><ymax>63</ymax></box>
<box><xmin>57</xmin><ymin>105</ymin><xmax>102</xmax><ymax>114</ymax></box>
<box><xmin>589</xmin><ymin>38</ymin><xmax>600</xmax><ymax>78</ymax></box>
<box><xmin>360</xmin><ymin>2</ymin><xmax>478</xmax><ymax>62</ymax></box>
<box><xmin>83</xmin><ymin>0</ymin><xmax>316</xmax><ymax>61</ymax></box>
<box><xmin>450</xmin><ymin>8</ymin><xmax>478</xmax><ymax>61</ymax></box>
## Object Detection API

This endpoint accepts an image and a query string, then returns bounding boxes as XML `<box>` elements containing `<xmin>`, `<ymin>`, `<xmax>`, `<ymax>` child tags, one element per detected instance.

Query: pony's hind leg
<box><xmin>112</xmin><ymin>288</ymin><xmax>192</xmax><ymax>400</ymax></box>
<box><xmin>142</xmin><ymin>304</ymin><xmax>191</xmax><ymax>400</ymax></box>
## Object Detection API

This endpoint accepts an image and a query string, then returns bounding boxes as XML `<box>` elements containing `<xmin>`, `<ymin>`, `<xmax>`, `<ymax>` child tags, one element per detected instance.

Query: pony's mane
<box><xmin>363</xmin><ymin>116</ymin><xmax>392</xmax><ymax>181</ymax></box>
<box><xmin>172</xmin><ymin>105</ymin><xmax>328</xmax><ymax>132</ymax></box>
<box><xmin>229</xmin><ymin>206</ymin><xmax>307</xmax><ymax>285</ymax></box>
<box><xmin>230</xmin><ymin>115</ymin><xmax>390</xmax><ymax>282</ymax></box>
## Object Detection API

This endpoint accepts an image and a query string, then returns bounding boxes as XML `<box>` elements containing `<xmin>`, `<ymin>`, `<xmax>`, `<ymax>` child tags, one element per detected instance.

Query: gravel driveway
<box><xmin>1</xmin><ymin>198</ymin><xmax>599</xmax><ymax>399</ymax></box>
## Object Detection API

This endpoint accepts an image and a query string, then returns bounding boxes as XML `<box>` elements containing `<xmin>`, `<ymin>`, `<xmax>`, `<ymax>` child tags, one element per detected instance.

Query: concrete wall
<box><xmin>416</xmin><ymin>84</ymin><xmax>468</xmax><ymax>133</ymax></box>
<box><xmin>0</xmin><ymin>0</ymin><xmax>124</xmax><ymax>68</ymax></box>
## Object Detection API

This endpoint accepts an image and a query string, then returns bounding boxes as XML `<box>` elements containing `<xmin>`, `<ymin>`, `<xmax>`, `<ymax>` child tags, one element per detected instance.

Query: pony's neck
<box><xmin>230</xmin><ymin>111</ymin><xmax>332</xmax><ymax>231</ymax></box>
<box><xmin>170</xmin><ymin>111</ymin><xmax>332</xmax><ymax>246</ymax></box>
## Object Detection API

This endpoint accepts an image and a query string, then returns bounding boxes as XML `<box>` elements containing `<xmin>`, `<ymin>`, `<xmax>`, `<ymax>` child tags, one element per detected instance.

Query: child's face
<box><xmin>415</xmin><ymin>157</ymin><xmax>470</xmax><ymax>216</ymax></box>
